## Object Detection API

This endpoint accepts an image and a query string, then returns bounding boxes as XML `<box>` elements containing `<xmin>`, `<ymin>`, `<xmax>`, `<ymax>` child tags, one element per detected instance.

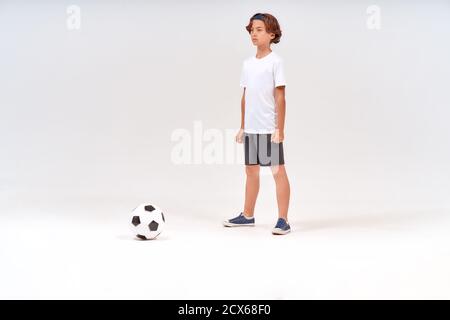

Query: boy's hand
<box><xmin>235</xmin><ymin>129</ymin><xmax>244</xmax><ymax>143</ymax></box>
<box><xmin>271</xmin><ymin>129</ymin><xmax>284</xmax><ymax>143</ymax></box>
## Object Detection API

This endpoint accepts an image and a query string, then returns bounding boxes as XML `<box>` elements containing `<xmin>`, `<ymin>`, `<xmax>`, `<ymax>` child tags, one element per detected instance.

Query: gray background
<box><xmin>1</xmin><ymin>0</ymin><xmax>450</xmax><ymax>219</ymax></box>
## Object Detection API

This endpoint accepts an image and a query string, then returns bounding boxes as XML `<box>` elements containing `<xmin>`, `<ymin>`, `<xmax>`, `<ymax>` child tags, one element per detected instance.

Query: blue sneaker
<box><xmin>223</xmin><ymin>212</ymin><xmax>255</xmax><ymax>227</ymax></box>
<box><xmin>272</xmin><ymin>218</ymin><xmax>291</xmax><ymax>235</ymax></box>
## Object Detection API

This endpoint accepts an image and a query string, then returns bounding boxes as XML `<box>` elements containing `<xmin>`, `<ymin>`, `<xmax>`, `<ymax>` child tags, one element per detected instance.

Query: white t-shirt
<box><xmin>239</xmin><ymin>51</ymin><xmax>287</xmax><ymax>134</ymax></box>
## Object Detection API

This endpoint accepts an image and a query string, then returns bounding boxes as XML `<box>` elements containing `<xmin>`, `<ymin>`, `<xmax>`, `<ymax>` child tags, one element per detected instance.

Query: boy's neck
<box><xmin>255</xmin><ymin>46</ymin><xmax>272</xmax><ymax>59</ymax></box>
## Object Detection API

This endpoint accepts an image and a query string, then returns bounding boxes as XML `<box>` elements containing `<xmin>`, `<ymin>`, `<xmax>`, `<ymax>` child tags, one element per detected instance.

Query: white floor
<box><xmin>1</xmin><ymin>199</ymin><xmax>450</xmax><ymax>300</ymax></box>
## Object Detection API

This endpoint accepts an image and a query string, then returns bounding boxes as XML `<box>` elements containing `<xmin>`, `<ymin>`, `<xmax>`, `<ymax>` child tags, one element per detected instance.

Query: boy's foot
<box><xmin>272</xmin><ymin>218</ymin><xmax>291</xmax><ymax>235</ymax></box>
<box><xmin>223</xmin><ymin>212</ymin><xmax>255</xmax><ymax>227</ymax></box>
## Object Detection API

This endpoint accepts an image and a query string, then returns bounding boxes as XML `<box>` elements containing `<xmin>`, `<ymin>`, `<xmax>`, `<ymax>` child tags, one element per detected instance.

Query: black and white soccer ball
<box><xmin>130</xmin><ymin>203</ymin><xmax>165</xmax><ymax>240</ymax></box>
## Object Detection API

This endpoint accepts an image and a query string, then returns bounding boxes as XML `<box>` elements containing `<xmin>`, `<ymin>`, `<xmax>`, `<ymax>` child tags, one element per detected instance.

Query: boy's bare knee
<box><xmin>271</xmin><ymin>165</ymin><xmax>285</xmax><ymax>178</ymax></box>
<box><xmin>245</xmin><ymin>165</ymin><xmax>260</xmax><ymax>177</ymax></box>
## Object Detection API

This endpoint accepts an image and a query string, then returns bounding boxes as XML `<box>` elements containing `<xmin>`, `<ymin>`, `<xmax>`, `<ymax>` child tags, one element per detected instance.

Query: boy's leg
<box><xmin>243</xmin><ymin>165</ymin><xmax>260</xmax><ymax>217</ymax></box>
<box><xmin>271</xmin><ymin>165</ymin><xmax>290</xmax><ymax>220</ymax></box>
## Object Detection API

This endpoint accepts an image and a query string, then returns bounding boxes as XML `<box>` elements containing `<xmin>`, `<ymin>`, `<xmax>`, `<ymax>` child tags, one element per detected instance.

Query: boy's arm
<box><xmin>240</xmin><ymin>88</ymin><xmax>246</xmax><ymax>129</ymax></box>
<box><xmin>235</xmin><ymin>88</ymin><xmax>246</xmax><ymax>143</ymax></box>
<box><xmin>274</xmin><ymin>86</ymin><xmax>286</xmax><ymax>142</ymax></box>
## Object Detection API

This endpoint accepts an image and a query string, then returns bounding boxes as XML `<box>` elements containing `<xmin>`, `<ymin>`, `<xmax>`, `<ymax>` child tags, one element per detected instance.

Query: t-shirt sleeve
<box><xmin>273</xmin><ymin>58</ymin><xmax>287</xmax><ymax>87</ymax></box>
<box><xmin>239</xmin><ymin>62</ymin><xmax>247</xmax><ymax>88</ymax></box>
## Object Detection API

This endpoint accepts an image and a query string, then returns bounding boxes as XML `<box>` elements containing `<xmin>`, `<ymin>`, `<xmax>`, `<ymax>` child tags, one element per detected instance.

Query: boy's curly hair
<box><xmin>245</xmin><ymin>13</ymin><xmax>282</xmax><ymax>44</ymax></box>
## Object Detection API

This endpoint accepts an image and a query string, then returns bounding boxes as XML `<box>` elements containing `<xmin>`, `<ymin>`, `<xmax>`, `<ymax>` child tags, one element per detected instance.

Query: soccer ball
<box><xmin>130</xmin><ymin>203</ymin><xmax>165</xmax><ymax>240</ymax></box>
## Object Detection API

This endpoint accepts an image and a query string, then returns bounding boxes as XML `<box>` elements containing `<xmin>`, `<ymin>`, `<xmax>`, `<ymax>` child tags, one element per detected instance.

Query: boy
<box><xmin>223</xmin><ymin>13</ymin><xmax>291</xmax><ymax>235</ymax></box>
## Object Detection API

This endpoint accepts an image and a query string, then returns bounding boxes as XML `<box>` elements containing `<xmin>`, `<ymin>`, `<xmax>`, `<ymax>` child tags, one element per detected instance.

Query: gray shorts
<box><xmin>244</xmin><ymin>133</ymin><xmax>285</xmax><ymax>166</ymax></box>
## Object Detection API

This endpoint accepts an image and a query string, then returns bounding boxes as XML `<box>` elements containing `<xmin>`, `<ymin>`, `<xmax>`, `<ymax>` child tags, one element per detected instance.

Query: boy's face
<box><xmin>250</xmin><ymin>19</ymin><xmax>275</xmax><ymax>47</ymax></box>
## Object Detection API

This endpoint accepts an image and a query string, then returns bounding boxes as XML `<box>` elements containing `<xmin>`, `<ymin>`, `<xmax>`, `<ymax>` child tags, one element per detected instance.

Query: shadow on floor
<box><xmin>288</xmin><ymin>210</ymin><xmax>450</xmax><ymax>233</ymax></box>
